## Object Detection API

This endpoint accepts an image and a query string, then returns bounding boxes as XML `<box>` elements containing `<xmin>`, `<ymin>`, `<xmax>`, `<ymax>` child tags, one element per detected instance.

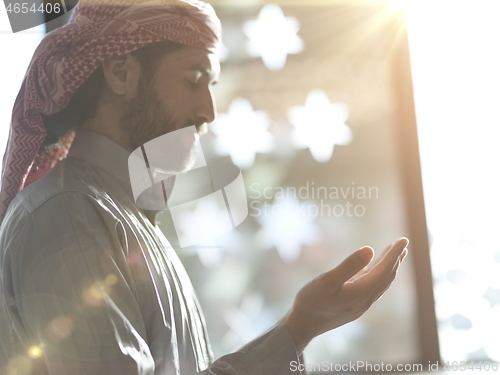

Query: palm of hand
<box><xmin>279</xmin><ymin>238</ymin><xmax>409</xmax><ymax>353</ymax></box>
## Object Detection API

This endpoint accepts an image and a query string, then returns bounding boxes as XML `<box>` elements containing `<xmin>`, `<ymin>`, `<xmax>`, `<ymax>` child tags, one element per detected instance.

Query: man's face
<box><xmin>120</xmin><ymin>45</ymin><xmax>220</xmax><ymax>171</ymax></box>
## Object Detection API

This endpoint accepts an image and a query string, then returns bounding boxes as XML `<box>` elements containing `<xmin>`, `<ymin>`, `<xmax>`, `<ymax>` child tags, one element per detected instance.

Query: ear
<box><xmin>101</xmin><ymin>53</ymin><xmax>141</xmax><ymax>98</ymax></box>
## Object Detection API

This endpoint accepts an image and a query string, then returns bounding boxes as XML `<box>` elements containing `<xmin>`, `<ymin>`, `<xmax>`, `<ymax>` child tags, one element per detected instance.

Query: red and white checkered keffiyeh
<box><xmin>0</xmin><ymin>0</ymin><xmax>221</xmax><ymax>224</ymax></box>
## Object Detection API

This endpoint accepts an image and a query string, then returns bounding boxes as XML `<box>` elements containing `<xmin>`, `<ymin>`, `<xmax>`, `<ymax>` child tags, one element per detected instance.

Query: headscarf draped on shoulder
<box><xmin>0</xmin><ymin>0</ymin><xmax>222</xmax><ymax>224</ymax></box>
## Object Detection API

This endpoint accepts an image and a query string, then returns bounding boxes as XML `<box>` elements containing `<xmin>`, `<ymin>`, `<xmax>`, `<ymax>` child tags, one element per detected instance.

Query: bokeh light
<box><xmin>243</xmin><ymin>3</ymin><xmax>303</xmax><ymax>71</ymax></box>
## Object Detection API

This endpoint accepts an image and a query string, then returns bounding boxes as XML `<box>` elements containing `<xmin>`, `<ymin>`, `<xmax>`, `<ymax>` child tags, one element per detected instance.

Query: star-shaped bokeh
<box><xmin>172</xmin><ymin>193</ymin><xmax>246</xmax><ymax>267</ymax></box>
<box><xmin>255</xmin><ymin>195</ymin><xmax>321</xmax><ymax>262</ymax></box>
<box><xmin>243</xmin><ymin>3</ymin><xmax>304</xmax><ymax>70</ymax></box>
<box><xmin>221</xmin><ymin>291</ymin><xmax>275</xmax><ymax>350</ymax></box>
<box><xmin>288</xmin><ymin>90</ymin><xmax>353</xmax><ymax>162</ymax></box>
<box><xmin>210</xmin><ymin>97</ymin><xmax>275</xmax><ymax>169</ymax></box>
<box><xmin>482</xmin><ymin>287</ymin><xmax>500</xmax><ymax>309</ymax></box>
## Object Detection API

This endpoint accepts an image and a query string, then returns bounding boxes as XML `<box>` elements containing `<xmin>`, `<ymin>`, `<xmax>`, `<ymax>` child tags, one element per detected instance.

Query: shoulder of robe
<box><xmin>1</xmin><ymin>157</ymin><xmax>121</xmax><ymax>248</ymax></box>
<box><xmin>4</xmin><ymin>157</ymin><xmax>115</xmax><ymax>221</ymax></box>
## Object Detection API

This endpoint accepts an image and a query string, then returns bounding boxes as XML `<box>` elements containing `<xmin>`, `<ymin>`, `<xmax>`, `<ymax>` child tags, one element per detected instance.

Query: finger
<box><xmin>375</xmin><ymin>237</ymin><xmax>408</xmax><ymax>273</ymax></box>
<box><xmin>358</xmin><ymin>237</ymin><xmax>409</xmax><ymax>287</ymax></box>
<box><xmin>348</xmin><ymin>242</ymin><xmax>401</xmax><ymax>282</ymax></box>
<box><xmin>348</xmin><ymin>244</ymin><xmax>392</xmax><ymax>281</ymax></box>
<box><xmin>348</xmin><ymin>266</ymin><xmax>368</xmax><ymax>282</ymax></box>
<box><xmin>397</xmin><ymin>248</ymin><xmax>408</xmax><ymax>264</ymax></box>
<box><xmin>369</xmin><ymin>246</ymin><xmax>409</xmax><ymax>301</ymax></box>
<box><xmin>364</xmin><ymin>244</ymin><xmax>393</xmax><ymax>271</ymax></box>
<box><xmin>324</xmin><ymin>246</ymin><xmax>374</xmax><ymax>287</ymax></box>
<box><xmin>379</xmin><ymin>244</ymin><xmax>395</xmax><ymax>261</ymax></box>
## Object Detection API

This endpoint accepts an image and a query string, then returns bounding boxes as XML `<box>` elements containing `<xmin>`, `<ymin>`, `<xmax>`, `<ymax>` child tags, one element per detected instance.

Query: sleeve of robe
<box><xmin>0</xmin><ymin>191</ymin><xmax>304</xmax><ymax>375</ymax></box>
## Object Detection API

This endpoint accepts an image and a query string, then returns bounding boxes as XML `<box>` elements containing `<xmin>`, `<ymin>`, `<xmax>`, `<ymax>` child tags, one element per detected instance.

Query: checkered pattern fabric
<box><xmin>0</xmin><ymin>0</ymin><xmax>221</xmax><ymax>224</ymax></box>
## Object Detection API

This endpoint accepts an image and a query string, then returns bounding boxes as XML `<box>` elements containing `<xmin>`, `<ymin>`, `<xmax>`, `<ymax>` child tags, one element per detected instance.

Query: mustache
<box><xmin>180</xmin><ymin>121</ymin><xmax>207</xmax><ymax>136</ymax></box>
<box><xmin>195</xmin><ymin>123</ymin><xmax>208</xmax><ymax>135</ymax></box>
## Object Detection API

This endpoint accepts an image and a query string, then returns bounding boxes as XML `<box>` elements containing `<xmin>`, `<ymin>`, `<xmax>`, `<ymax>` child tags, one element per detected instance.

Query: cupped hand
<box><xmin>278</xmin><ymin>237</ymin><xmax>409</xmax><ymax>353</ymax></box>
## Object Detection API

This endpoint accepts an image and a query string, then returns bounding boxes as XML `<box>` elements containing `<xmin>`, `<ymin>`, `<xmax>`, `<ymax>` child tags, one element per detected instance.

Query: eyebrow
<box><xmin>185</xmin><ymin>63</ymin><xmax>219</xmax><ymax>82</ymax></box>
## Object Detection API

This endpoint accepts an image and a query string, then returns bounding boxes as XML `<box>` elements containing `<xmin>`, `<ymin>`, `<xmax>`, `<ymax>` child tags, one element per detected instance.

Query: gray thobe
<box><xmin>0</xmin><ymin>129</ymin><xmax>302</xmax><ymax>375</ymax></box>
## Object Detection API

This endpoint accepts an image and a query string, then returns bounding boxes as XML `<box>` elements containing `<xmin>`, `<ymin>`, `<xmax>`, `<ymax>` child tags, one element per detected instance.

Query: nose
<box><xmin>194</xmin><ymin>85</ymin><xmax>217</xmax><ymax>126</ymax></box>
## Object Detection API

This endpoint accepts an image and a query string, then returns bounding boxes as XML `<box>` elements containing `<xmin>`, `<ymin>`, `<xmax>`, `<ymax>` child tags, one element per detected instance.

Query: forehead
<box><xmin>157</xmin><ymin>45</ymin><xmax>220</xmax><ymax>80</ymax></box>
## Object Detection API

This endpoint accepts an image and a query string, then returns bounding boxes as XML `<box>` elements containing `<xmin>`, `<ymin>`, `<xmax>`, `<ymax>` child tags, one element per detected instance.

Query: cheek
<box><xmin>154</xmin><ymin>83</ymin><xmax>191</xmax><ymax>114</ymax></box>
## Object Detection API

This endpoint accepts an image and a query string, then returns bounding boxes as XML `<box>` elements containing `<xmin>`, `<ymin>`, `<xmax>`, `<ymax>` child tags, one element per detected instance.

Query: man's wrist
<box><xmin>277</xmin><ymin>310</ymin><xmax>312</xmax><ymax>354</ymax></box>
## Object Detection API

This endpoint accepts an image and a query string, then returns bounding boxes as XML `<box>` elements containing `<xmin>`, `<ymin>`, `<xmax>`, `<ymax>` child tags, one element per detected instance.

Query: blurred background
<box><xmin>1</xmin><ymin>0</ymin><xmax>499</xmax><ymax>371</ymax></box>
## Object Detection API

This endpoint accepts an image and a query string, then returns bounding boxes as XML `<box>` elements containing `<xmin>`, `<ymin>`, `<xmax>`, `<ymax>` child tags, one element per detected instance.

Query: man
<box><xmin>0</xmin><ymin>0</ymin><xmax>410</xmax><ymax>374</ymax></box>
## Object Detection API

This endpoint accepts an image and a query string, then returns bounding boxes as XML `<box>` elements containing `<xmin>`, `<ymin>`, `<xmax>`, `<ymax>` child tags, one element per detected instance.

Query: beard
<box><xmin>120</xmin><ymin>73</ymin><xmax>176</xmax><ymax>151</ymax></box>
<box><xmin>120</xmin><ymin>73</ymin><xmax>199</xmax><ymax>174</ymax></box>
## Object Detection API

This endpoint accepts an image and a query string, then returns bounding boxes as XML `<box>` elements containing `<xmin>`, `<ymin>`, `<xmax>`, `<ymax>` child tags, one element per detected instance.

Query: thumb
<box><xmin>325</xmin><ymin>246</ymin><xmax>374</xmax><ymax>287</ymax></box>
